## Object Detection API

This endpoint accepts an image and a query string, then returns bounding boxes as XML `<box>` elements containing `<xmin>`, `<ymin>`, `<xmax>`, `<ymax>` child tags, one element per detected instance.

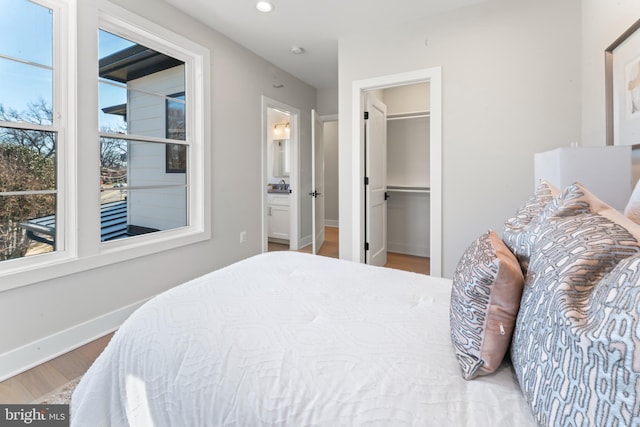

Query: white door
<box><xmin>365</xmin><ymin>95</ymin><xmax>387</xmax><ymax>266</ymax></box>
<box><xmin>311</xmin><ymin>109</ymin><xmax>325</xmax><ymax>254</ymax></box>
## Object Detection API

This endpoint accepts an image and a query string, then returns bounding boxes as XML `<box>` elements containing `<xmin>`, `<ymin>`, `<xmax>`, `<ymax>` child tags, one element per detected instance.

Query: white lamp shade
<box><xmin>534</xmin><ymin>146</ymin><xmax>632</xmax><ymax>210</ymax></box>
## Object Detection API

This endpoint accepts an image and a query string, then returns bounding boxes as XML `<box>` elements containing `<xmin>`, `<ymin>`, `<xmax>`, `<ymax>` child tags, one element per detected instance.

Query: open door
<box><xmin>365</xmin><ymin>95</ymin><xmax>387</xmax><ymax>266</ymax></box>
<box><xmin>311</xmin><ymin>109</ymin><xmax>325</xmax><ymax>254</ymax></box>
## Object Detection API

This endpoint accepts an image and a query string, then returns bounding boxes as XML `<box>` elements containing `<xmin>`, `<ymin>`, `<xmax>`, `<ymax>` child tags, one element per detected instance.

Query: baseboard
<box><xmin>0</xmin><ymin>298</ymin><xmax>149</xmax><ymax>382</ymax></box>
<box><xmin>299</xmin><ymin>234</ymin><xmax>312</xmax><ymax>248</ymax></box>
<box><xmin>325</xmin><ymin>220</ymin><xmax>339</xmax><ymax>228</ymax></box>
<box><xmin>388</xmin><ymin>242</ymin><xmax>429</xmax><ymax>257</ymax></box>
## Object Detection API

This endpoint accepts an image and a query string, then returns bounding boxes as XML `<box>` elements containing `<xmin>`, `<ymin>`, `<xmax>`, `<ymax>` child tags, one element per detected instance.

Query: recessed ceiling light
<box><xmin>256</xmin><ymin>1</ymin><xmax>274</xmax><ymax>13</ymax></box>
<box><xmin>290</xmin><ymin>46</ymin><xmax>304</xmax><ymax>55</ymax></box>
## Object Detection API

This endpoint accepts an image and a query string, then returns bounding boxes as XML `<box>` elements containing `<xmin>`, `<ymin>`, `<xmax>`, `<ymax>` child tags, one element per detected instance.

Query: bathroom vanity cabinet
<box><xmin>267</xmin><ymin>193</ymin><xmax>290</xmax><ymax>241</ymax></box>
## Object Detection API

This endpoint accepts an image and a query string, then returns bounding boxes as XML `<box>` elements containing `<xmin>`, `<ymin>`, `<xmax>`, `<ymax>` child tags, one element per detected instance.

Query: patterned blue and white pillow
<box><xmin>503</xmin><ymin>180</ymin><xmax>558</xmax><ymax>274</ymax></box>
<box><xmin>511</xmin><ymin>183</ymin><xmax>640</xmax><ymax>425</ymax></box>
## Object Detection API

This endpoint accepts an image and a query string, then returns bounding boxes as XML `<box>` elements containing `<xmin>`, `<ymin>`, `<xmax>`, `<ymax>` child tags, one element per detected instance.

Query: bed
<box><xmin>71</xmin><ymin>251</ymin><xmax>536</xmax><ymax>426</ymax></box>
<box><xmin>72</xmin><ymin>180</ymin><xmax>640</xmax><ymax>426</ymax></box>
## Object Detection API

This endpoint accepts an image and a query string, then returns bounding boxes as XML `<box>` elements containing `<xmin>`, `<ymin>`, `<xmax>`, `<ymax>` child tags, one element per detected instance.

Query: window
<box><xmin>94</xmin><ymin>11</ymin><xmax>209</xmax><ymax>259</ymax></box>
<box><xmin>0</xmin><ymin>1</ymin><xmax>210</xmax><ymax>287</ymax></box>
<box><xmin>98</xmin><ymin>29</ymin><xmax>189</xmax><ymax>242</ymax></box>
<box><xmin>0</xmin><ymin>0</ymin><xmax>60</xmax><ymax>262</ymax></box>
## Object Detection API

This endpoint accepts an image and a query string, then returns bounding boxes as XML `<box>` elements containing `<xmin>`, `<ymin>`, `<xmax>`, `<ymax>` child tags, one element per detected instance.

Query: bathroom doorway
<box><xmin>261</xmin><ymin>97</ymin><xmax>300</xmax><ymax>252</ymax></box>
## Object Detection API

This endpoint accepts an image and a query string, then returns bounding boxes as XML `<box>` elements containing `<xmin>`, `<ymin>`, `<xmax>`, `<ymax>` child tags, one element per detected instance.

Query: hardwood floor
<box><xmin>269</xmin><ymin>226</ymin><xmax>339</xmax><ymax>258</ymax></box>
<box><xmin>2</xmin><ymin>227</ymin><xmax>429</xmax><ymax>404</ymax></box>
<box><xmin>386</xmin><ymin>251</ymin><xmax>430</xmax><ymax>275</ymax></box>
<box><xmin>270</xmin><ymin>226</ymin><xmax>430</xmax><ymax>275</ymax></box>
<box><xmin>0</xmin><ymin>333</ymin><xmax>113</xmax><ymax>403</ymax></box>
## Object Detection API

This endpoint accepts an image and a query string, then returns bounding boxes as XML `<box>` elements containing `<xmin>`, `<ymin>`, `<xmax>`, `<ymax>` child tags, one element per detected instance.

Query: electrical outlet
<box><xmin>240</xmin><ymin>231</ymin><xmax>247</xmax><ymax>243</ymax></box>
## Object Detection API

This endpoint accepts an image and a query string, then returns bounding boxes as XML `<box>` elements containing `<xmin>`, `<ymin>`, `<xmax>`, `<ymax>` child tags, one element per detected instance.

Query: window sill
<box><xmin>0</xmin><ymin>227</ymin><xmax>210</xmax><ymax>291</ymax></box>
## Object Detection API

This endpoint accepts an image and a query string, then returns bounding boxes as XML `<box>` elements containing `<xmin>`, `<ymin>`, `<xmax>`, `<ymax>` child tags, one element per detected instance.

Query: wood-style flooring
<box><xmin>269</xmin><ymin>226</ymin><xmax>430</xmax><ymax>275</ymax></box>
<box><xmin>0</xmin><ymin>333</ymin><xmax>114</xmax><ymax>403</ymax></box>
<box><xmin>1</xmin><ymin>226</ymin><xmax>430</xmax><ymax>404</ymax></box>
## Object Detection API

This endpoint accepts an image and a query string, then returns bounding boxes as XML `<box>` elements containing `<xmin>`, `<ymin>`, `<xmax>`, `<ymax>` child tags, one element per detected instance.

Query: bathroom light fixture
<box><xmin>274</xmin><ymin>122</ymin><xmax>289</xmax><ymax>129</ymax></box>
<box><xmin>290</xmin><ymin>46</ymin><xmax>304</xmax><ymax>55</ymax></box>
<box><xmin>256</xmin><ymin>1</ymin><xmax>273</xmax><ymax>13</ymax></box>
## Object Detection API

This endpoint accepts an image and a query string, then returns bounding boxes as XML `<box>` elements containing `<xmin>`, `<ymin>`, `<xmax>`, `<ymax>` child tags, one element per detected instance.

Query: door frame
<box><xmin>351</xmin><ymin>67</ymin><xmax>442</xmax><ymax>277</ymax></box>
<box><xmin>261</xmin><ymin>96</ymin><xmax>301</xmax><ymax>252</ymax></box>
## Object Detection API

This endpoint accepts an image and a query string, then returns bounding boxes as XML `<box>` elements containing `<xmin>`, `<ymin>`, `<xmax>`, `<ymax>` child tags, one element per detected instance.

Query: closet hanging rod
<box><xmin>387</xmin><ymin>185</ymin><xmax>430</xmax><ymax>194</ymax></box>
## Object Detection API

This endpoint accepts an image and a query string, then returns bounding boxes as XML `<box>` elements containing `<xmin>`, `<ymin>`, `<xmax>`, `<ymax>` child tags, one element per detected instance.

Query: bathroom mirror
<box><xmin>272</xmin><ymin>139</ymin><xmax>290</xmax><ymax>177</ymax></box>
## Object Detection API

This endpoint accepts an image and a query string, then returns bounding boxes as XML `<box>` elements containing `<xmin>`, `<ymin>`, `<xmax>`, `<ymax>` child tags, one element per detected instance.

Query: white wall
<box><xmin>387</xmin><ymin>118</ymin><xmax>430</xmax><ymax>187</ymax></box>
<box><xmin>338</xmin><ymin>0</ymin><xmax>581</xmax><ymax>277</ymax></box>
<box><xmin>383</xmin><ymin>83</ymin><xmax>430</xmax><ymax>115</ymax></box>
<box><xmin>0</xmin><ymin>0</ymin><xmax>316</xmax><ymax>379</ymax></box>
<box><xmin>323</xmin><ymin>121</ymin><xmax>339</xmax><ymax>226</ymax></box>
<box><xmin>387</xmin><ymin>191</ymin><xmax>430</xmax><ymax>256</ymax></box>
<box><xmin>581</xmin><ymin>0</ymin><xmax>640</xmax><ymax>185</ymax></box>
<box><xmin>581</xmin><ymin>0</ymin><xmax>640</xmax><ymax>147</ymax></box>
<box><xmin>317</xmin><ymin>86</ymin><xmax>338</xmax><ymax>116</ymax></box>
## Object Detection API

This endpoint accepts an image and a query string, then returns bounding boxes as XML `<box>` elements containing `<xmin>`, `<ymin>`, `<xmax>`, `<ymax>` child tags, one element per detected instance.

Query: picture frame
<box><xmin>605</xmin><ymin>18</ymin><xmax>640</xmax><ymax>147</ymax></box>
<box><xmin>165</xmin><ymin>92</ymin><xmax>186</xmax><ymax>173</ymax></box>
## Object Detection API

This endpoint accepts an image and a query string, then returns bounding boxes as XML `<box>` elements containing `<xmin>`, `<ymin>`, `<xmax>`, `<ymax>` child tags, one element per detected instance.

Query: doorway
<box><xmin>321</xmin><ymin>116</ymin><xmax>339</xmax><ymax>256</ymax></box>
<box><xmin>261</xmin><ymin>97</ymin><xmax>300</xmax><ymax>252</ymax></box>
<box><xmin>352</xmin><ymin>68</ymin><xmax>442</xmax><ymax>277</ymax></box>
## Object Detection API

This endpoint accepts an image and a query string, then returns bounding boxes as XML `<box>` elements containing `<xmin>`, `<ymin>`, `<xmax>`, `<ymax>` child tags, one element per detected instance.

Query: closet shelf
<box><xmin>387</xmin><ymin>185</ymin><xmax>430</xmax><ymax>194</ymax></box>
<box><xmin>387</xmin><ymin>111</ymin><xmax>430</xmax><ymax>121</ymax></box>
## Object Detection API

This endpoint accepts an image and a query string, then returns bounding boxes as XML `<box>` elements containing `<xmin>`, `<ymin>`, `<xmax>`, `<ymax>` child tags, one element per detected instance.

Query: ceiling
<box><xmin>164</xmin><ymin>0</ymin><xmax>485</xmax><ymax>90</ymax></box>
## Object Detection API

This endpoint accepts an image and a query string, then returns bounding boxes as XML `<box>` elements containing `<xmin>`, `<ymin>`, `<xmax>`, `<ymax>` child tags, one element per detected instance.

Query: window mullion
<box><xmin>0</xmin><ymin>120</ymin><xmax>58</xmax><ymax>133</ymax></box>
<box><xmin>98</xmin><ymin>132</ymin><xmax>189</xmax><ymax>146</ymax></box>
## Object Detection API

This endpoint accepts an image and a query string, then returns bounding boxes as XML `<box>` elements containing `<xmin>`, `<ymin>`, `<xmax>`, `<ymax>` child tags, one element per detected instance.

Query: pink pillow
<box><xmin>449</xmin><ymin>230</ymin><xmax>525</xmax><ymax>380</ymax></box>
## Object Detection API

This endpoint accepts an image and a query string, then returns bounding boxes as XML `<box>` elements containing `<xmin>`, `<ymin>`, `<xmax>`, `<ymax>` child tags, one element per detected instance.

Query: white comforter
<box><xmin>71</xmin><ymin>252</ymin><xmax>535</xmax><ymax>426</ymax></box>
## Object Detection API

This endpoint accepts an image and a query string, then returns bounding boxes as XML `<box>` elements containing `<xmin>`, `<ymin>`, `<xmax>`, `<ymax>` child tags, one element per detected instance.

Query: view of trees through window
<box><xmin>0</xmin><ymin>0</ymin><xmax>57</xmax><ymax>262</ymax></box>
<box><xmin>0</xmin><ymin>1</ymin><xmax>192</xmax><ymax>265</ymax></box>
<box><xmin>0</xmin><ymin>102</ymin><xmax>56</xmax><ymax>260</ymax></box>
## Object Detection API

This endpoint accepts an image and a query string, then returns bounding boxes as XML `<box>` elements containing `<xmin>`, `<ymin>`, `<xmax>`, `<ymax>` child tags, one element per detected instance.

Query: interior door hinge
<box><xmin>364</xmin><ymin>111</ymin><xmax>369</xmax><ymax>120</ymax></box>
<box><xmin>364</xmin><ymin>176</ymin><xmax>369</xmax><ymax>186</ymax></box>
<box><xmin>365</xmin><ymin>242</ymin><xmax>370</xmax><ymax>251</ymax></box>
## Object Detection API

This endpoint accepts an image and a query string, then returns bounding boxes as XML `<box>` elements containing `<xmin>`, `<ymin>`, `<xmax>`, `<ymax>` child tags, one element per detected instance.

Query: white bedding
<box><xmin>71</xmin><ymin>252</ymin><xmax>535</xmax><ymax>426</ymax></box>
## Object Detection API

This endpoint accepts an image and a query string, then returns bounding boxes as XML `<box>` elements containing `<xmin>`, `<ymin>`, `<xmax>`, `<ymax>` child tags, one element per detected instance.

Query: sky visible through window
<box><xmin>0</xmin><ymin>0</ymin><xmax>53</xmax><ymax>117</ymax></box>
<box><xmin>99</xmin><ymin>30</ymin><xmax>136</xmax><ymax>59</ymax></box>
<box><xmin>0</xmin><ymin>1</ymin><xmax>135</xmax><ymax>130</ymax></box>
<box><xmin>99</xmin><ymin>30</ymin><xmax>135</xmax><ymax>131</ymax></box>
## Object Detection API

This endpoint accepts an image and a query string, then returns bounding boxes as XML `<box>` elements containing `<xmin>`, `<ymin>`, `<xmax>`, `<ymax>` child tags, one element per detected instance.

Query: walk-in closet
<box><xmin>384</xmin><ymin>83</ymin><xmax>430</xmax><ymax>260</ymax></box>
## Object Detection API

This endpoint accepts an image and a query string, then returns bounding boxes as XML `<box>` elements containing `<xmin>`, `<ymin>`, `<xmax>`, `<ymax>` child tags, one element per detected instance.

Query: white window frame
<box><xmin>0</xmin><ymin>0</ymin><xmax>76</xmax><ymax>286</ymax></box>
<box><xmin>96</xmin><ymin>13</ymin><xmax>208</xmax><ymax>254</ymax></box>
<box><xmin>0</xmin><ymin>1</ymin><xmax>211</xmax><ymax>290</ymax></box>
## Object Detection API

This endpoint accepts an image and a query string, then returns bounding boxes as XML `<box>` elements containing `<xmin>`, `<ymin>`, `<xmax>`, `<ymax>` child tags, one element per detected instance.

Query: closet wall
<box><xmin>383</xmin><ymin>83</ymin><xmax>430</xmax><ymax>257</ymax></box>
